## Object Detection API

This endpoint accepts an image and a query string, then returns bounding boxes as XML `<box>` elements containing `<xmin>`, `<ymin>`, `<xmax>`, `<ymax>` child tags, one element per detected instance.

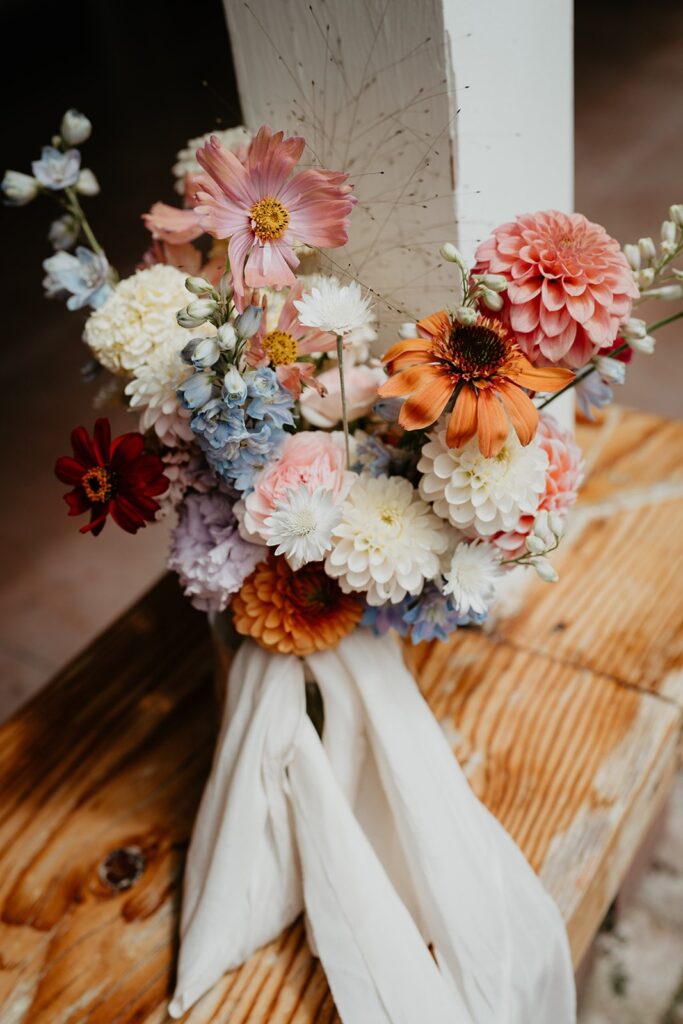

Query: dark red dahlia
<box><xmin>55</xmin><ymin>418</ymin><xmax>169</xmax><ymax>536</ymax></box>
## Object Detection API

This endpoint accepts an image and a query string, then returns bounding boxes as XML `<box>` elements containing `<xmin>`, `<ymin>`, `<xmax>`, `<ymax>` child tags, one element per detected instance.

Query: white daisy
<box><xmin>125</xmin><ymin>340</ymin><xmax>194</xmax><ymax>446</ymax></box>
<box><xmin>418</xmin><ymin>422</ymin><xmax>548</xmax><ymax>537</ymax></box>
<box><xmin>264</xmin><ymin>485</ymin><xmax>342</xmax><ymax>570</ymax></box>
<box><xmin>443</xmin><ymin>540</ymin><xmax>501</xmax><ymax>616</ymax></box>
<box><xmin>297</xmin><ymin>273</ymin><xmax>377</xmax><ymax>363</ymax></box>
<box><xmin>84</xmin><ymin>264</ymin><xmax>204</xmax><ymax>376</ymax></box>
<box><xmin>325</xmin><ymin>474</ymin><xmax>448</xmax><ymax>605</ymax></box>
<box><xmin>172</xmin><ymin>126</ymin><xmax>251</xmax><ymax>194</ymax></box>
<box><xmin>294</xmin><ymin>277</ymin><xmax>374</xmax><ymax>338</ymax></box>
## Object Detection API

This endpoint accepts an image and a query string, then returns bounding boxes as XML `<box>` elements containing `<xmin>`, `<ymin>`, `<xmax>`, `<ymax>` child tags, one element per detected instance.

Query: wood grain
<box><xmin>1</xmin><ymin>409</ymin><xmax>682</xmax><ymax>1022</ymax></box>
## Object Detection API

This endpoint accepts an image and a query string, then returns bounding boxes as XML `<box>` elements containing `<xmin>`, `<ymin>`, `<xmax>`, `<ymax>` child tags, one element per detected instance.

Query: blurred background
<box><xmin>0</xmin><ymin>1</ymin><xmax>681</xmax><ymax>1019</ymax></box>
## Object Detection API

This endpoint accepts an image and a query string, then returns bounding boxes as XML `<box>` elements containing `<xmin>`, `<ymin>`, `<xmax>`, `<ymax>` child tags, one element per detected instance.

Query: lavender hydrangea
<box><xmin>168</xmin><ymin>490</ymin><xmax>265</xmax><ymax>612</ymax></box>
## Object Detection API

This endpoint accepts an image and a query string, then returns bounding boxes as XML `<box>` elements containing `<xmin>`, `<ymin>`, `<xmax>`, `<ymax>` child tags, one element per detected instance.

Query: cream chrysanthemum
<box><xmin>172</xmin><ymin>126</ymin><xmax>251</xmax><ymax>193</ymax></box>
<box><xmin>125</xmin><ymin>340</ymin><xmax>194</xmax><ymax>446</ymax></box>
<box><xmin>84</xmin><ymin>265</ymin><xmax>199</xmax><ymax>375</ymax></box>
<box><xmin>418</xmin><ymin>421</ymin><xmax>548</xmax><ymax>537</ymax></box>
<box><xmin>265</xmin><ymin>485</ymin><xmax>341</xmax><ymax>570</ymax></box>
<box><xmin>325</xmin><ymin>473</ymin><xmax>448</xmax><ymax>605</ymax></box>
<box><xmin>443</xmin><ymin>540</ymin><xmax>501</xmax><ymax>616</ymax></box>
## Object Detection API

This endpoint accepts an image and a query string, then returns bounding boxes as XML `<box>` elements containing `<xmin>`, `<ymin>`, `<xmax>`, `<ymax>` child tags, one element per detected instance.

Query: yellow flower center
<box><xmin>82</xmin><ymin>466</ymin><xmax>114</xmax><ymax>503</ymax></box>
<box><xmin>263</xmin><ymin>329</ymin><xmax>299</xmax><ymax>366</ymax></box>
<box><xmin>250</xmin><ymin>196</ymin><xmax>290</xmax><ymax>242</ymax></box>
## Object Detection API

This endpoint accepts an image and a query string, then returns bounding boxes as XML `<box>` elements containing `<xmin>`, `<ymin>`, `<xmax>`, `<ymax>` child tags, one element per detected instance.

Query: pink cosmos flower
<box><xmin>142</xmin><ymin>202</ymin><xmax>204</xmax><ymax>245</ymax></box>
<box><xmin>194</xmin><ymin>126</ymin><xmax>356</xmax><ymax>296</ymax></box>
<box><xmin>493</xmin><ymin>414</ymin><xmax>584</xmax><ymax>557</ymax></box>
<box><xmin>247</xmin><ymin>282</ymin><xmax>337</xmax><ymax>397</ymax></box>
<box><xmin>300</xmin><ymin>364</ymin><xmax>386</xmax><ymax>428</ymax></box>
<box><xmin>474</xmin><ymin>211</ymin><xmax>638</xmax><ymax>368</ymax></box>
<box><xmin>238</xmin><ymin>432</ymin><xmax>354</xmax><ymax>544</ymax></box>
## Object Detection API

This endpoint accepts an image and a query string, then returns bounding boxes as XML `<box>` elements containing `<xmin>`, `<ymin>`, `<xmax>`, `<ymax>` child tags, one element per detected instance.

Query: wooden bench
<box><xmin>1</xmin><ymin>406</ymin><xmax>682</xmax><ymax>1023</ymax></box>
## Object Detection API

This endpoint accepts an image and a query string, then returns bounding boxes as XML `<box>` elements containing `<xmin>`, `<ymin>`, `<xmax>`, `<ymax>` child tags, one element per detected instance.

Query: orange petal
<box><xmin>446</xmin><ymin>384</ymin><xmax>479</xmax><ymax>448</ymax></box>
<box><xmin>417</xmin><ymin>309</ymin><xmax>451</xmax><ymax>341</ymax></box>
<box><xmin>508</xmin><ymin>357</ymin><xmax>574</xmax><ymax>393</ymax></box>
<box><xmin>398</xmin><ymin>372</ymin><xmax>454</xmax><ymax>431</ymax></box>
<box><xmin>378</xmin><ymin>364</ymin><xmax>444</xmax><ymax>399</ymax></box>
<box><xmin>382</xmin><ymin>337</ymin><xmax>434</xmax><ymax>366</ymax></box>
<box><xmin>476</xmin><ymin>389</ymin><xmax>510</xmax><ymax>458</ymax></box>
<box><xmin>495</xmin><ymin>380</ymin><xmax>539</xmax><ymax>447</ymax></box>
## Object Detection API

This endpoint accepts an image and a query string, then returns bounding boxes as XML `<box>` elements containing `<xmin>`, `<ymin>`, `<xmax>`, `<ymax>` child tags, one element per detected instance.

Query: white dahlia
<box><xmin>172</xmin><ymin>126</ymin><xmax>251</xmax><ymax>193</ymax></box>
<box><xmin>418</xmin><ymin>423</ymin><xmax>548</xmax><ymax>537</ymax></box>
<box><xmin>443</xmin><ymin>540</ymin><xmax>501</xmax><ymax>616</ymax></box>
<box><xmin>84</xmin><ymin>264</ymin><xmax>198</xmax><ymax>375</ymax></box>
<box><xmin>265</xmin><ymin>485</ymin><xmax>342</xmax><ymax>570</ymax></box>
<box><xmin>325</xmin><ymin>473</ymin><xmax>448</xmax><ymax>605</ymax></box>
<box><xmin>125</xmin><ymin>340</ymin><xmax>194</xmax><ymax>446</ymax></box>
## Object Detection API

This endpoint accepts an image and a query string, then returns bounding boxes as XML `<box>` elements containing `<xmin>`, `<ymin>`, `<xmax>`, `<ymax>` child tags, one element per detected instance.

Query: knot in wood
<box><xmin>98</xmin><ymin>846</ymin><xmax>146</xmax><ymax>892</ymax></box>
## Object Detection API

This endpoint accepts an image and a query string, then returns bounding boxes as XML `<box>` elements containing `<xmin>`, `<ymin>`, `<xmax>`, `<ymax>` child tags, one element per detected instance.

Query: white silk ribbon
<box><xmin>170</xmin><ymin>631</ymin><xmax>575</xmax><ymax>1023</ymax></box>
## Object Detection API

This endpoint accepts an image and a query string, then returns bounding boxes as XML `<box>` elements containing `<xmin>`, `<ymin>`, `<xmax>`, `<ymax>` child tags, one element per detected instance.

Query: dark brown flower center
<box><xmin>443</xmin><ymin>320</ymin><xmax>509</xmax><ymax>378</ymax></box>
<box><xmin>82</xmin><ymin>466</ymin><xmax>115</xmax><ymax>503</ymax></box>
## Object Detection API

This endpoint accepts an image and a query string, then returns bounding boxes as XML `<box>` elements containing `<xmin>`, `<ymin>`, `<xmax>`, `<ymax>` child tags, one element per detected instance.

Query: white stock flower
<box><xmin>418</xmin><ymin>422</ymin><xmax>548</xmax><ymax>537</ymax></box>
<box><xmin>264</xmin><ymin>485</ymin><xmax>341</xmax><ymax>570</ymax></box>
<box><xmin>84</xmin><ymin>264</ymin><xmax>200</xmax><ymax>375</ymax></box>
<box><xmin>125</xmin><ymin>340</ymin><xmax>194</xmax><ymax>445</ymax></box>
<box><xmin>172</xmin><ymin>126</ymin><xmax>251</xmax><ymax>193</ymax></box>
<box><xmin>294</xmin><ymin>277</ymin><xmax>374</xmax><ymax>339</ymax></box>
<box><xmin>325</xmin><ymin>474</ymin><xmax>448</xmax><ymax>605</ymax></box>
<box><xmin>443</xmin><ymin>540</ymin><xmax>501</xmax><ymax>616</ymax></box>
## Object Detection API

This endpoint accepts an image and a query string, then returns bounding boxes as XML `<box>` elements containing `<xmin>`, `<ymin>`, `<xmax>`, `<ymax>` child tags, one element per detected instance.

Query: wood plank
<box><xmin>1</xmin><ymin>578</ymin><xmax>679</xmax><ymax>1022</ymax></box>
<box><xmin>495</xmin><ymin>407</ymin><xmax>683</xmax><ymax>704</ymax></box>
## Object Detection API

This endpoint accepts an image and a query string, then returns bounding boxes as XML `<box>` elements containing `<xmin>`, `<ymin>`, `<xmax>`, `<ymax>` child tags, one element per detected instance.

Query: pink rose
<box><xmin>300</xmin><ymin>365</ymin><xmax>386</xmax><ymax>428</ymax></box>
<box><xmin>239</xmin><ymin>432</ymin><xmax>354</xmax><ymax>542</ymax></box>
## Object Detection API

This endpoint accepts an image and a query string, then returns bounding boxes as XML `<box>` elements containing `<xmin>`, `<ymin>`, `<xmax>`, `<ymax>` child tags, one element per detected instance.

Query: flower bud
<box><xmin>525</xmin><ymin>534</ymin><xmax>546</xmax><ymax>555</ymax></box>
<box><xmin>398</xmin><ymin>321</ymin><xmax>417</xmax><ymax>339</ymax></box>
<box><xmin>186</xmin><ymin>297</ymin><xmax>218</xmax><ymax>321</ymax></box>
<box><xmin>440</xmin><ymin>242</ymin><xmax>467</xmax><ymax>269</ymax></box>
<box><xmin>595</xmin><ymin>355</ymin><xmax>626</xmax><ymax>385</ymax></box>
<box><xmin>661</xmin><ymin>220</ymin><xmax>676</xmax><ymax>243</ymax></box>
<box><xmin>2</xmin><ymin>170</ymin><xmax>39</xmax><ymax>205</ymax></box>
<box><xmin>48</xmin><ymin>213</ymin><xmax>80</xmax><ymax>250</ymax></box>
<box><xmin>185</xmin><ymin>276</ymin><xmax>215</xmax><ymax>296</ymax></box>
<box><xmin>454</xmin><ymin>305</ymin><xmax>478</xmax><ymax>326</ymax></box>
<box><xmin>661</xmin><ymin>240</ymin><xmax>678</xmax><ymax>257</ymax></box>
<box><xmin>474</xmin><ymin>273</ymin><xmax>507</xmax><ymax>293</ymax></box>
<box><xmin>638</xmin><ymin>237</ymin><xmax>656</xmax><ymax>264</ymax></box>
<box><xmin>480</xmin><ymin>287</ymin><xmax>503</xmax><ymax>312</ymax></box>
<box><xmin>636</xmin><ymin>267</ymin><xmax>655</xmax><ymax>289</ymax></box>
<box><xmin>223</xmin><ymin>366</ymin><xmax>247</xmax><ymax>405</ymax></box>
<box><xmin>533</xmin><ymin>510</ymin><xmax>552</xmax><ymax>545</ymax></box>
<box><xmin>628</xmin><ymin>333</ymin><xmax>655</xmax><ymax>355</ymax></box>
<box><xmin>190</xmin><ymin>336</ymin><xmax>221</xmax><ymax>369</ymax></box>
<box><xmin>621</xmin><ymin>317</ymin><xmax>647</xmax><ymax>340</ymax></box>
<box><xmin>533</xmin><ymin>558</ymin><xmax>559</xmax><ymax>583</ymax></box>
<box><xmin>234</xmin><ymin>304</ymin><xmax>262</xmax><ymax>339</ymax></box>
<box><xmin>641</xmin><ymin>284</ymin><xmax>683</xmax><ymax>301</ymax></box>
<box><xmin>669</xmin><ymin>204</ymin><xmax>683</xmax><ymax>228</ymax></box>
<box><xmin>623</xmin><ymin>244</ymin><xmax>641</xmax><ymax>270</ymax></box>
<box><xmin>177</xmin><ymin>308</ymin><xmax>207</xmax><ymax>329</ymax></box>
<box><xmin>177</xmin><ymin>371</ymin><xmax>214</xmax><ymax>410</ymax></box>
<box><xmin>60</xmin><ymin>109</ymin><xmax>92</xmax><ymax>146</ymax></box>
<box><xmin>217</xmin><ymin>322</ymin><xmax>238</xmax><ymax>352</ymax></box>
<box><xmin>548</xmin><ymin>511</ymin><xmax>564</xmax><ymax>538</ymax></box>
<box><xmin>217</xmin><ymin>272</ymin><xmax>234</xmax><ymax>303</ymax></box>
<box><xmin>75</xmin><ymin>168</ymin><xmax>100</xmax><ymax>196</ymax></box>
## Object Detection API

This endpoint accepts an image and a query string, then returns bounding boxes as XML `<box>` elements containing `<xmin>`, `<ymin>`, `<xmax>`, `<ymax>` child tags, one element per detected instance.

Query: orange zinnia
<box><xmin>231</xmin><ymin>554</ymin><xmax>363</xmax><ymax>656</ymax></box>
<box><xmin>379</xmin><ymin>311</ymin><xmax>574</xmax><ymax>458</ymax></box>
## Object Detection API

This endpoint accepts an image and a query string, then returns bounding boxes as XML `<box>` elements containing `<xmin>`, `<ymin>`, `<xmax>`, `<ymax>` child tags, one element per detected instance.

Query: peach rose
<box><xmin>238</xmin><ymin>431</ymin><xmax>355</xmax><ymax>543</ymax></box>
<box><xmin>300</xmin><ymin>364</ymin><xmax>386</xmax><ymax>428</ymax></box>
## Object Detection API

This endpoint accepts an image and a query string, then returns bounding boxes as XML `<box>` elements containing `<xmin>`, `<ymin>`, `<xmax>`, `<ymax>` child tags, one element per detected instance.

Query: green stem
<box><xmin>539</xmin><ymin>310</ymin><xmax>683</xmax><ymax>409</ymax></box>
<box><xmin>63</xmin><ymin>186</ymin><xmax>104</xmax><ymax>255</ymax></box>
<box><xmin>336</xmin><ymin>335</ymin><xmax>351</xmax><ymax>467</ymax></box>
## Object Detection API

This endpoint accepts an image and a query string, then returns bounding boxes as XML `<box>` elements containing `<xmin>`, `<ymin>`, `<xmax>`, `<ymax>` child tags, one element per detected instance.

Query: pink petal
<box><xmin>537</xmin><ymin>320</ymin><xmax>577</xmax><ymax>362</ymax></box>
<box><xmin>561</xmin><ymin>277</ymin><xmax>587</xmax><ymax>296</ymax></box>
<box><xmin>228</xmin><ymin>229</ymin><xmax>256</xmax><ymax>296</ymax></box>
<box><xmin>507</xmin><ymin>278</ymin><xmax>541</xmax><ymax>303</ymax></box>
<box><xmin>196</xmin><ymin>136</ymin><xmax>256</xmax><ymax>208</ymax></box>
<box><xmin>247</xmin><ymin>126</ymin><xmax>305</xmax><ymax>196</ymax></box>
<box><xmin>244</xmin><ymin>239</ymin><xmax>298</xmax><ymax>291</ymax></box>
<box><xmin>142</xmin><ymin>203</ymin><xmax>204</xmax><ymax>244</ymax></box>
<box><xmin>541</xmin><ymin>278</ymin><xmax>567</xmax><ymax>311</ymax></box>
<box><xmin>539</xmin><ymin>304</ymin><xmax>571</xmax><ymax>337</ymax></box>
<box><xmin>566</xmin><ymin>290</ymin><xmax>595</xmax><ymax>324</ymax></box>
<box><xmin>584</xmin><ymin>303</ymin><xmax>618</xmax><ymax>346</ymax></box>
<box><xmin>509</xmin><ymin>296</ymin><xmax>540</xmax><ymax>332</ymax></box>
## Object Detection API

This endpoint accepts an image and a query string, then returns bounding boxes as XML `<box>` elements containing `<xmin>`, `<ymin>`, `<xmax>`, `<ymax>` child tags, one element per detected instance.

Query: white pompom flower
<box><xmin>443</xmin><ymin>540</ymin><xmax>501</xmax><ymax>616</ymax></box>
<box><xmin>418</xmin><ymin>421</ymin><xmax>548</xmax><ymax>537</ymax></box>
<box><xmin>294</xmin><ymin>277</ymin><xmax>374</xmax><ymax>337</ymax></box>
<box><xmin>125</xmin><ymin>340</ymin><xmax>194</xmax><ymax>446</ymax></box>
<box><xmin>325</xmin><ymin>473</ymin><xmax>448</xmax><ymax>605</ymax></box>
<box><xmin>264</xmin><ymin>485</ymin><xmax>342</xmax><ymax>570</ymax></box>
<box><xmin>84</xmin><ymin>264</ymin><xmax>202</xmax><ymax>376</ymax></box>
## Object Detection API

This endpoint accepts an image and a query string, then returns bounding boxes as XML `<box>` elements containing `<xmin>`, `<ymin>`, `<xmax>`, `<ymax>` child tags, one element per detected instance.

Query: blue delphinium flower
<box><xmin>177</xmin><ymin>370</ymin><xmax>217</xmax><ymax>411</ymax></box>
<box><xmin>226</xmin><ymin>421</ymin><xmax>286</xmax><ymax>491</ymax></box>
<box><xmin>403</xmin><ymin>583</ymin><xmax>485</xmax><ymax>644</ymax></box>
<box><xmin>361</xmin><ymin>598</ymin><xmax>412</xmax><ymax>638</ymax></box>
<box><xmin>352</xmin><ymin>431</ymin><xmax>413</xmax><ymax>479</ymax></box>
<box><xmin>246</xmin><ymin>368</ymin><xmax>296</xmax><ymax>429</ymax></box>
<box><xmin>42</xmin><ymin>246</ymin><xmax>112</xmax><ymax>310</ymax></box>
<box><xmin>32</xmin><ymin>146</ymin><xmax>81</xmax><ymax>190</ymax></box>
<box><xmin>575</xmin><ymin>371</ymin><xmax>613</xmax><ymax>421</ymax></box>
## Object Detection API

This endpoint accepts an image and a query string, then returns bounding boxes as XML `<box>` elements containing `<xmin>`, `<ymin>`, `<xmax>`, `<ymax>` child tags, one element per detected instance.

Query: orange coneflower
<box><xmin>379</xmin><ymin>311</ymin><xmax>574</xmax><ymax>458</ymax></box>
<box><xmin>231</xmin><ymin>554</ymin><xmax>363</xmax><ymax>657</ymax></box>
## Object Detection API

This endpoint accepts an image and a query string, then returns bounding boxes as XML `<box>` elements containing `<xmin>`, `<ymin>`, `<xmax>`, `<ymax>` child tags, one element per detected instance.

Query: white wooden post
<box><xmin>223</xmin><ymin>0</ymin><xmax>575</xmax><ymax>427</ymax></box>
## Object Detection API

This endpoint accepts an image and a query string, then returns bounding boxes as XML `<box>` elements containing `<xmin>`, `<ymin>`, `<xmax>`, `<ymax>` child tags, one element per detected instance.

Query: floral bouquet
<box><xmin>6</xmin><ymin>110</ymin><xmax>683</xmax><ymax>1023</ymax></box>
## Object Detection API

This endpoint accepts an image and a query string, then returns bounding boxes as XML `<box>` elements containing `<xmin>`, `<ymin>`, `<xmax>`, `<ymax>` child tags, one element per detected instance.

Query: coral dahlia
<box><xmin>380</xmin><ymin>311</ymin><xmax>572</xmax><ymax>458</ymax></box>
<box><xmin>55</xmin><ymin>418</ymin><xmax>168</xmax><ymax>535</ymax></box>
<box><xmin>473</xmin><ymin>210</ymin><xmax>638</xmax><ymax>368</ymax></box>
<box><xmin>231</xmin><ymin>554</ymin><xmax>363</xmax><ymax>656</ymax></box>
